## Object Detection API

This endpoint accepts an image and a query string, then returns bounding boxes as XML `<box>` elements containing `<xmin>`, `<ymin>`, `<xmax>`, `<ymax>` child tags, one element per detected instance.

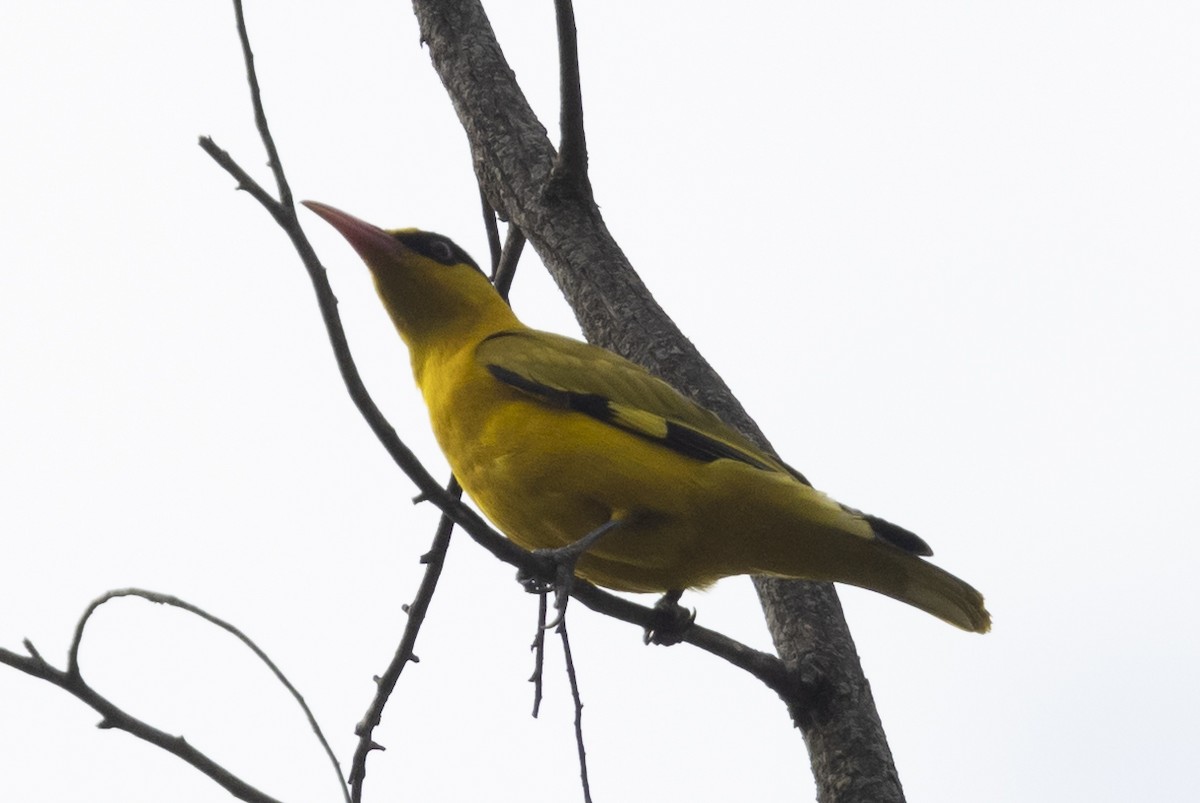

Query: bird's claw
<box><xmin>516</xmin><ymin>562</ymin><xmax>555</xmax><ymax>595</ymax></box>
<box><xmin>643</xmin><ymin>590</ymin><xmax>695</xmax><ymax>646</ymax></box>
<box><xmin>516</xmin><ymin>519</ymin><xmax>624</xmax><ymax>627</ymax></box>
<box><xmin>515</xmin><ymin>546</ymin><xmax>581</xmax><ymax>630</ymax></box>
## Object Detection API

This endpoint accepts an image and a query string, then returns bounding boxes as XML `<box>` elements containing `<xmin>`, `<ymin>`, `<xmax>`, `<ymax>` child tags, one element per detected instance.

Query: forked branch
<box><xmin>1</xmin><ymin>589</ymin><xmax>346</xmax><ymax>803</ymax></box>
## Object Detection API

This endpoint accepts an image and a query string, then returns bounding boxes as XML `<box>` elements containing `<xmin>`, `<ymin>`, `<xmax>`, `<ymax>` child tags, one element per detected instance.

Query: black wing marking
<box><xmin>486</xmin><ymin>364</ymin><xmax>779</xmax><ymax>472</ymax></box>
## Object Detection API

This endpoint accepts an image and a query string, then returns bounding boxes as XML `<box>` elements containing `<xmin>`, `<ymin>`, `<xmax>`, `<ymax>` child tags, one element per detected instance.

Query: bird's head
<box><xmin>303</xmin><ymin>201</ymin><xmax>516</xmax><ymax>349</ymax></box>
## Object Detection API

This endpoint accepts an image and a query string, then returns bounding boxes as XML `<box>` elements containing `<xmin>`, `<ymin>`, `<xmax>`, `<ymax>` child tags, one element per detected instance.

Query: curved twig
<box><xmin>2</xmin><ymin>595</ymin><xmax>302</xmax><ymax>803</ymax></box>
<box><xmin>66</xmin><ymin>588</ymin><xmax>349</xmax><ymax>802</ymax></box>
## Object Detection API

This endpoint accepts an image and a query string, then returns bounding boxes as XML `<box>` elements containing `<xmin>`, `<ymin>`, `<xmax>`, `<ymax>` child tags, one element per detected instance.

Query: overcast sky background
<box><xmin>2</xmin><ymin>3</ymin><xmax>1198</xmax><ymax>801</ymax></box>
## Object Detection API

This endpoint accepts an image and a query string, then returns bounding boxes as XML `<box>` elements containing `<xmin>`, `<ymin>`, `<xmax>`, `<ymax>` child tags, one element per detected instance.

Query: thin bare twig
<box><xmin>481</xmin><ymin>188</ymin><xmax>503</xmax><ymax>272</ymax></box>
<box><xmin>479</xmin><ymin>190</ymin><xmax>526</xmax><ymax>301</ymax></box>
<box><xmin>557</xmin><ymin>619</ymin><xmax>592</xmax><ymax>803</ymax></box>
<box><xmin>201</xmin><ymin>137</ymin><xmax>511</xmax><ymax>564</ymax></box>
<box><xmin>232</xmin><ymin>0</ymin><xmax>292</xmax><ymax>211</ymax></box>
<box><xmin>493</xmin><ymin>224</ymin><xmax>526</xmax><ymax>301</ymax></box>
<box><xmin>552</xmin><ymin>0</ymin><xmax>589</xmax><ymax>192</ymax></box>
<box><xmin>529</xmin><ymin>591</ymin><xmax>550</xmax><ymax>718</ymax></box>
<box><xmin>348</xmin><ymin>480</ymin><xmax>460</xmax><ymax>802</ymax></box>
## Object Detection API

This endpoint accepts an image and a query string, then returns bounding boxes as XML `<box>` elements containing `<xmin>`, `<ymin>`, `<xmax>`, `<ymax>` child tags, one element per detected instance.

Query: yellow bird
<box><xmin>304</xmin><ymin>201</ymin><xmax>990</xmax><ymax>633</ymax></box>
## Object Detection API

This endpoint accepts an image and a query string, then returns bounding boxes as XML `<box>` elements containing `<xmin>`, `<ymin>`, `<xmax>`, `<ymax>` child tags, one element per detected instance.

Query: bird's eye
<box><xmin>429</xmin><ymin>239</ymin><xmax>455</xmax><ymax>263</ymax></box>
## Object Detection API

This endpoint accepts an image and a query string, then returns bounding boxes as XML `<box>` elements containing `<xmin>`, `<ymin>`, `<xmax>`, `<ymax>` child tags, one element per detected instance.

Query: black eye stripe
<box><xmin>391</xmin><ymin>230</ymin><xmax>484</xmax><ymax>274</ymax></box>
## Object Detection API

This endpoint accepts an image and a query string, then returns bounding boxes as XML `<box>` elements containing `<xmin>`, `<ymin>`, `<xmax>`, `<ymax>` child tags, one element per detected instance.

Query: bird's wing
<box><xmin>476</xmin><ymin>329</ymin><xmax>804</xmax><ymax>480</ymax></box>
<box><xmin>476</xmin><ymin>330</ymin><xmax>934</xmax><ymax>556</ymax></box>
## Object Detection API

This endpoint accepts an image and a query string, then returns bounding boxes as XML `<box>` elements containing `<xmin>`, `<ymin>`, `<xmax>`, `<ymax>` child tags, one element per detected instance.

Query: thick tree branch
<box><xmin>409</xmin><ymin>2</ymin><xmax>903</xmax><ymax>800</ymax></box>
<box><xmin>756</xmin><ymin>579</ymin><xmax>903</xmax><ymax>800</ymax></box>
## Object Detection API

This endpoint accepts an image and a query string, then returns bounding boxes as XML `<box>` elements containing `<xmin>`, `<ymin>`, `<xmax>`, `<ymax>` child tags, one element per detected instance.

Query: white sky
<box><xmin>2</xmin><ymin>2</ymin><xmax>1198</xmax><ymax>801</ymax></box>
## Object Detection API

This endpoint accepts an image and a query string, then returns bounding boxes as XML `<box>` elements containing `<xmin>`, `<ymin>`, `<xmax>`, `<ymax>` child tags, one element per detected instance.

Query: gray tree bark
<box><xmin>409</xmin><ymin>2</ymin><xmax>905</xmax><ymax>800</ymax></box>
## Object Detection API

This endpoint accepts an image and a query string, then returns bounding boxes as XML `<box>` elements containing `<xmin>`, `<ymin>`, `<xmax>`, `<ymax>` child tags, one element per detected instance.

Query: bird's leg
<box><xmin>520</xmin><ymin>518</ymin><xmax>624</xmax><ymax>630</ymax></box>
<box><xmin>643</xmin><ymin>588</ymin><xmax>696</xmax><ymax>646</ymax></box>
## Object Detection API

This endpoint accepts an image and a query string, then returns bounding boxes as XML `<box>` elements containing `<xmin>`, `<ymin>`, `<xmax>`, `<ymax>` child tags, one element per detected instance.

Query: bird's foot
<box><xmin>643</xmin><ymin>589</ymin><xmax>696</xmax><ymax>646</ymax></box>
<box><xmin>516</xmin><ymin>519</ymin><xmax>624</xmax><ymax>629</ymax></box>
<box><xmin>519</xmin><ymin>552</ymin><xmax>578</xmax><ymax>631</ymax></box>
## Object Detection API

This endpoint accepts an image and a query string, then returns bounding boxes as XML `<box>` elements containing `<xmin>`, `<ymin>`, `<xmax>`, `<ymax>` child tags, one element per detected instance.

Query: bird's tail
<box><xmin>746</xmin><ymin>490</ymin><xmax>991</xmax><ymax>632</ymax></box>
<box><xmin>765</xmin><ymin>535</ymin><xmax>992</xmax><ymax>633</ymax></box>
<box><xmin>839</xmin><ymin>511</ymin><xmax>990</xmax><ymax>633</ymax></box>
<box><xmin>854</xmin><ymin>548</ymin><xmax>992</xmax><ymax>633</ymax></box>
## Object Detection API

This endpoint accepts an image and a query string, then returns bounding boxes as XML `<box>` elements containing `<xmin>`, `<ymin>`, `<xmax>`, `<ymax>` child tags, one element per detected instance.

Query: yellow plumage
<box><xmin>304</xmin><ymin>201</ymin><xmax>991</xmax><ymax>633</ymax></box>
